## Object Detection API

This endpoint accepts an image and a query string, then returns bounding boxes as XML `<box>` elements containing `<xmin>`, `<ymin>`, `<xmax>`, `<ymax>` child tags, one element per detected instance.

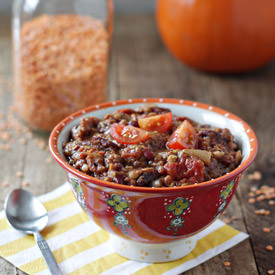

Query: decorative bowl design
<box><xmin>49</xmin><ymin>98</ymin><xmax>257</xmax><ymax>262</ymax></box>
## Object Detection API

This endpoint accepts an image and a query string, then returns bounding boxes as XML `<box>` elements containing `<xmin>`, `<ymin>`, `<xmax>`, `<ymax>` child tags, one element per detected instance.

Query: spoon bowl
<box><xmin>5</xmin><ymin>189</ymin><xmax>48</xmax><ymax>233</ymax></box>
<box><xmin>4</xmin><ymin>189</ymin><xmax>62</xmax><ymax>275</ymax></box>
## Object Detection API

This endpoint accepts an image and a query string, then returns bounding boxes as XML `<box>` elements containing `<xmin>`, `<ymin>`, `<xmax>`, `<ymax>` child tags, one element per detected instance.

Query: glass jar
<box><xmin>12</xmin><ymin>0</ymin><xmax>113</xmax><ymax>131</ymax></box>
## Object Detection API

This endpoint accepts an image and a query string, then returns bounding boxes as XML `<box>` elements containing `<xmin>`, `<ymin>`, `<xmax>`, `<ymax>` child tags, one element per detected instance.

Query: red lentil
<box><xmin>248</xmin><ymin>170</ymin><xmax>262</xmax><ymax>180</ymax></box>
<box><xmin>0</xmin><ymin>144</ymin><xmax>11</xmax><ymax>151</ymax></box>
<box><xmin>263</xmin><ymin>227</ymin><xmax>271</xmax><ymax>233</ymax></box>
<box><xmin>1</xmin><ymin>181</ymin><xmax>8</xmax><ymax>187</ymax></box>
<box><xmin>0</xmin><ymin>131</ymin><xmax>11</xmax><ymax>141</ymax></box>
<box><xmin>18</xmin><ymin>138</ymin><xmax>26</xmax><ymax>145</ymax></box>
<box><xmin>248</xmin><ymin>198</ymin><xmax>256</xmax><ymax>204</ymax></box>
<box><xmin>15</xmin><ymin>15</ymin><xmax>109</xmax><ymax>131</ymax></box>
<box><xmin>254</xmin><ymin>209</ymin><xmax>271</xmax><ymax>216</ymax></box>
<box><xmin>256</xmin><ymin>190</ymin><xmax>263</xmax><ymax>195</ymax></box>
<box><xmin>34</xmin><ymin>139</ymin><xmax>47</xmax><ymax>150</ymax></box>
<box><xmin>222</xmin><ymin>218</ymin><xmax>230</xmax><ymax>224</ymax></box>
<box><xmin>16</xmin><ymin>171</ymin><xmax>23</xmax><ymax>178</ymax></box>
<box><xmin>266</xmin><ymin>245</ymin><xmax>273</xmax><ymax>251</ymax></box>
<box><xmin>257</xmin><ymin>195</ymin><xmax>266</xmax><ymax>201</ymax></box>
<box><xmin>22</xmin><ymin>181</ymin><xmax>30</xmax><ymax>187</ymax></box>
<box><xmin>45</xmin><ymin>156</ymin><xmax>53</xmax><ymax>164</ymax></box>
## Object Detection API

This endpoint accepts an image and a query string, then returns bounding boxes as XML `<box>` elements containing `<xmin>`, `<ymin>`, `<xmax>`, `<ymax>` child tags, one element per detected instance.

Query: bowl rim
<box><xmin>49</xmin><ymin>98</ymin><xmax>258</xmax><ymax>194</ymax></box>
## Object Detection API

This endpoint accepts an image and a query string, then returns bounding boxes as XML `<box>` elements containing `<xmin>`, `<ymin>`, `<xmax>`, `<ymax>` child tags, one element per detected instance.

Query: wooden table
<box><xmin>0</xmin><ymin>14</ymin><xmax>274</xmax><ymax>275</ymax></box>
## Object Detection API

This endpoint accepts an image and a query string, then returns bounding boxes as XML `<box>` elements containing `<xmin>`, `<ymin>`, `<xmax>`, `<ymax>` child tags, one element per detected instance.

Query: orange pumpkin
<box><xmin>156</xmin><ymin>0</ymin><xmax>275</xmax><ymax>73</ymax></box>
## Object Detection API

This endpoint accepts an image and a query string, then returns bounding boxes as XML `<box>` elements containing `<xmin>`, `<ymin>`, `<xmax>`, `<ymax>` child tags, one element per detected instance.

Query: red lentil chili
<box><xmin>63</xmin><ymin>105</ymin><xmax>242</xmax><ymax>187</ymax></box>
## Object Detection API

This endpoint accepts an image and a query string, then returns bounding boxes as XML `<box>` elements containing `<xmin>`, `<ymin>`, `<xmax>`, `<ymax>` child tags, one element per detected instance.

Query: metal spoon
<box><xmin>4</xmin><ymin>189</ymin><xmax>62</xmax><ymax>275</ymax></box>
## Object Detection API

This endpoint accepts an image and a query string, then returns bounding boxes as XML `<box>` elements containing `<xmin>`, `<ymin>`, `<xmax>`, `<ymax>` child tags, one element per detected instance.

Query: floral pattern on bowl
<box><xmin>50</xmin><ymin>98</ymin><xmax>258</xmax><ymax>245</ymax></box>
<box><xmin>166</xmin><ymin>197</ymin><xmax>191</xmax><ymax>236</ymax></box>
<box><xmin>106</xmin><ymin>194</ymin><xmax>131</xmax><ymax>235</ymax></box>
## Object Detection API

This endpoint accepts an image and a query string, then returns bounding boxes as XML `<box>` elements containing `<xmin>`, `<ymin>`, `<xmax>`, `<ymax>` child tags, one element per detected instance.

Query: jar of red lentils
<box><xmin>12</xmin><ymin>0</ymin><xmax>113</xmax><ymax>131</ymax></box>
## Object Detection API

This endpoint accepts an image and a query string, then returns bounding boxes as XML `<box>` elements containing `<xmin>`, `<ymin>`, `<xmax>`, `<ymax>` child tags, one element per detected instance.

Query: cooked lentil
<box><xmin>63</xmin><ymin>105</ymin><xmax>242</xmax><ymax>187</ymax></box>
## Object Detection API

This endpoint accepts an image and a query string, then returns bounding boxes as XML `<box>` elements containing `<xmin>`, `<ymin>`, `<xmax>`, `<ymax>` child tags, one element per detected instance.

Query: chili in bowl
<box><xmin>63</xmin><ymin>105</ymin><xmax>242</xmax><ymax>188</ymax></box>
<box><xmin>49</xmin><ymin>98</ymin><xmax>257</xmax><ymax>262</ymax></box>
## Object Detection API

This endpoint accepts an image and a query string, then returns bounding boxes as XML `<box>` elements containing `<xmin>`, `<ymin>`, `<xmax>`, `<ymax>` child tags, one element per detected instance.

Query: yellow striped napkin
<box><xmin>0</xmin><ymin>183</ymin><xmax>248</xmax><ymax>275</ymax></box>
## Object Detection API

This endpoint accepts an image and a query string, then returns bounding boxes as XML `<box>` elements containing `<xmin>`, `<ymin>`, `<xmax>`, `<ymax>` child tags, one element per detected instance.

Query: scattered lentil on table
<box><xmin>1</xmin><ymin>181</ymin><xmax>8</xmax><ymax>187</ymax></box>
<box><xmin>222</xmin><ymin>218</ymin><xmax>231</xmax><ymax>224</ymax></box>
<box><xmin>263</xmin><ymin>227</ymin><xmax>271</xmax><ymax>233</ymax></box>
<box><xmin>16</xmin><ymin>171</ymin><xmax>23</xmax><ymax>178</ymax></box>
<box><xmin>254</xmin><ymin>209</ymin><xmax>271</xmax><ymax>216</ymax></box>
<box><xmin>247</xmin><ymin>184</ymin><xmax>275</xmax><ymax>210</ymax></box>
<box><xmin>22</xmin><ymin>180</ymin><xmax>30</xmax><ymax>187</ymax></box>
<box><xmin>265</xmin><ymin>245</ymin><xmax>273</xmax><ymax>251</ymax></box>
<box><xmin>248</xmin><ymin>170</ymin><xmax>262</xmax><ymax>181</ymax></box>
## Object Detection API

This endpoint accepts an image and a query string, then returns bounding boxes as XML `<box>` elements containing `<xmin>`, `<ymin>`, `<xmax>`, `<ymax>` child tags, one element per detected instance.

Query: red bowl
<box><xmin>49</xmin><ymin>98</ymin><xmax>257</xmax><ymax>260</ymax></box>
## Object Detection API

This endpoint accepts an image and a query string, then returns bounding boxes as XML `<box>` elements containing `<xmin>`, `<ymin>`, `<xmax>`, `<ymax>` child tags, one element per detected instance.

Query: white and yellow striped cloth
<box><xmin>0</xmin><ymin>183</ymin><xmax>248</xmax><ymax>275</ymax></box>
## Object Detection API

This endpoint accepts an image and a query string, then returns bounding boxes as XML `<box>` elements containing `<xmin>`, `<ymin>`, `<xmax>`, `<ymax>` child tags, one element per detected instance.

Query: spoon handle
<box><xmin>34</xmin><ymin>232</ymin><xmax>62</xmax><ymax>275</ymax></box>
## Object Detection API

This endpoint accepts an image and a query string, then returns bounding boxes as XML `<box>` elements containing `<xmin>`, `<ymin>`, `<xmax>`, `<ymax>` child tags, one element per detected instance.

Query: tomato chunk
<box><xmin>167</xmin><ymin>120</ymin><xmax>198</xmax><ymax>149</ymax></box>
<box><xmin>116</xmin><ymin>108</ymin><xmax>134</xmax><ymax>114</ymax></box>
<box><xmin>164</xmin><ymin>156</ymin><xmax>205</xmax><ymax>182</ymax></box>
<box><xmin>110</xmin><ymin>123</ymin><xmax>150</xmax><ymax>145</ymax></box>
<box><xmin>138</xmin><ymin>112</ymin><xmax>172</xmax><ymax>133</ymax></box>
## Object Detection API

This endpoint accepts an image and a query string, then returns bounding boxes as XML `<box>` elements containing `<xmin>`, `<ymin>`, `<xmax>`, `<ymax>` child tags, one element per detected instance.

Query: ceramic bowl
<box><xmin>49</xmin><ymin>98</ymin><xmax>257</xmax><ymax>262</ymax></box>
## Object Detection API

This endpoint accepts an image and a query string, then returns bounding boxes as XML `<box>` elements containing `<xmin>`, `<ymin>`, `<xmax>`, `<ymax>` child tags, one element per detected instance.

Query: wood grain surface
<box><xmin>0</xmin><ymin>14</ymin><xmax>274</xmax><ymax>275</ymax></box>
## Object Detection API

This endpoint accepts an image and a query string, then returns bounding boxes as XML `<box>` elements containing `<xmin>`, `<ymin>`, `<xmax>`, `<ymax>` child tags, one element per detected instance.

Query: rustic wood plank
<box><xmin>107</xmin><ymin>22</ymin><xmax>119</xmax><ymax>102</ymax></box>
<box><xmin>205</xmin><ymin>66</ymin><xmax>275</xmax><ymax>275</ymax></box>
<box><xmin>117</xmin><ymin>15</ymin><xmax>183</xmax><ymax>99</ymax></box>
<box><xmin>0</xmin><ymin>16</ymin><xmax>12</xmax><ymax>75</ymax></box>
